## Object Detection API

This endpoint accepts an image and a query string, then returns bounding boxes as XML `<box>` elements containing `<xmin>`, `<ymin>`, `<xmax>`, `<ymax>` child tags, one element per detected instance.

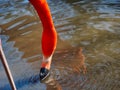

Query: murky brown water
<box><xmin>0</xmin><ymin>0</ymin><xmax>120</xmax><ymax>90</ymax></box>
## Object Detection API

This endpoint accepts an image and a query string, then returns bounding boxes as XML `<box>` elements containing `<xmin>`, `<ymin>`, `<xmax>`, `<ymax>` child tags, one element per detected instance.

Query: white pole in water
<box><xmin>0</xmin><ymin>39</ymin><xmax>16</xmax><ymax>90</ymax></box>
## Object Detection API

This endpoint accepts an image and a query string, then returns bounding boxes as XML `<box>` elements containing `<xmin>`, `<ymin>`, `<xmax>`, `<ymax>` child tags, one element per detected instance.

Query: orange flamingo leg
<box><xmin>29</xmin><ymin>0</ymin><xmax>57</xmax><ymax>80</ymax></box>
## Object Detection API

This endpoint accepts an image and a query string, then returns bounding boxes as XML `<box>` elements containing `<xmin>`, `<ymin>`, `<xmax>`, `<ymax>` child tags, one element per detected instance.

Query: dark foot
<box><xmin>39</xmin><ymin>68</ymin><xmax>50</xmax><ymax>81</ymax></box>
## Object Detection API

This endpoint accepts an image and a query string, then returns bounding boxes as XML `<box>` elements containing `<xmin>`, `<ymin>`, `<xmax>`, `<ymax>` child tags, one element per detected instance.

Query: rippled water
<box><xmin>0</xmin><ymin>0</ymin><xmax>120</xmax><ymax>90</ymax></box>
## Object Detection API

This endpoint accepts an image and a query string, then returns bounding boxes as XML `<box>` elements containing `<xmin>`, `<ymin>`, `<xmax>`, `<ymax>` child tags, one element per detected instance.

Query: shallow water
<box><xmin>0</xmin><ymin>0</ymin><xmax>120</xmax><ymax>90</ymax></box>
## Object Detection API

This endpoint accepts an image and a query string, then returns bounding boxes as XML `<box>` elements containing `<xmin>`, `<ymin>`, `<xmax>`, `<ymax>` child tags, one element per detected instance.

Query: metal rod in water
<box><xmin>0</xmin><ymin>40</ymin><xmax>16</xmax><ymax>90</ymax></box>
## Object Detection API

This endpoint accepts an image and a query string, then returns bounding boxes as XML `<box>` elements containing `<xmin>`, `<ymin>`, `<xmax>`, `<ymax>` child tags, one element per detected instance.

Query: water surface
<box><xmin>0</xmin><ymin>0</ymin><xmax>120</xmax><ymax>90</ymax></box>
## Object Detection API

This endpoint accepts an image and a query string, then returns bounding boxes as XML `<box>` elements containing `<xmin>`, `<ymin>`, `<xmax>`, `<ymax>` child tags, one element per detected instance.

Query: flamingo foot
<box><xmin>39</xmin><ymin>68</ymin><xmax>50</xmax><ymax>81</ymax></box>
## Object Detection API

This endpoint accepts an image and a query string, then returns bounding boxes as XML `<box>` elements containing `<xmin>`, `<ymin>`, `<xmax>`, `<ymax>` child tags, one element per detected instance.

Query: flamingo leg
<box><xmin>29</xmin><ymin>0</ymin><xmax>57</xmax><ymax>80</ymax></box>
<box><xmin>0</xmin><ymin>39</ymin><xmax>17</xmax><ymax>90</ymax></box>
